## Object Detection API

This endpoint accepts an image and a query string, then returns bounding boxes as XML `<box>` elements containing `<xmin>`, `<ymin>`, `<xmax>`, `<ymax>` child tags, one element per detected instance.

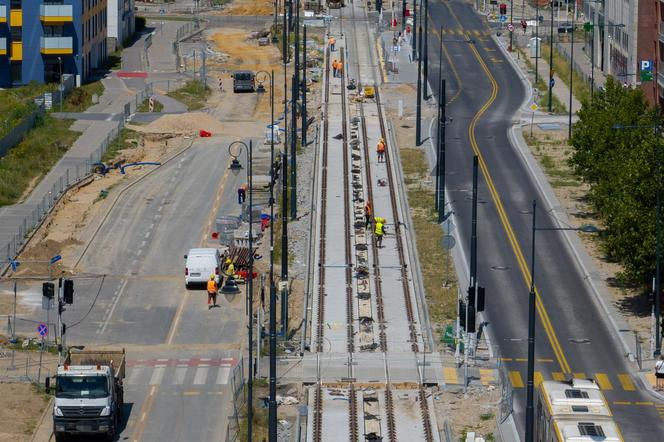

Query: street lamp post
<box><xmin>58</xmin><ymin>57</ymin><xmax>63</xmax><ymax>113</ymax></box>
<box><xmin>228</xmin><ymin>140</ymin><xmax>255</xmax><ymax>441</ymax></box>
<box><xmin>525</xmin><ymin>200</ymin><xmax>599</xmax><ymax>441</ymax></box>
<box><xmin>416</xmin><ymin>26</ymin><xmax>422</xmax><ymax>146</ymax></box>
<box><xmin>547</xmin><ymin>0</ymin><xmax>554</xmax><ymax>113</ymax></box>
<box><xmin>535</xmin><ymin>0</ymin><xmax>539</xmax><ymax>85</ymax></box>
<box><xmin>568</xmin><ymin>21</ymin><xmax>574</xmax><ymax>140</ymax></box>
<box><xmin>423</xmin><ymin>0</ymin><xmax>429</xmax><ymax>100</ymax></box>
<box><xmin>613</xmin><ymin>122</ymin><xmax>662</xmax><ymax>356</ymax></box>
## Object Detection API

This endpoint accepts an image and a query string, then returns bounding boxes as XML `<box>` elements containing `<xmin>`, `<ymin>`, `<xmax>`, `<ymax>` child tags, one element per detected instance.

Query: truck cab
<box><xmin>50</xmin><ymin>349</ymin><xmax>125</xmax><ymax>442</ymax></box>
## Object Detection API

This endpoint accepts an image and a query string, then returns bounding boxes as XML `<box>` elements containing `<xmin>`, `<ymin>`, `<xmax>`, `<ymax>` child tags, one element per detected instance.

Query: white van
<box><xmin>184</xmin><ymin>248</ymin><xmax>222</xmax><ymax>289</ymax></box>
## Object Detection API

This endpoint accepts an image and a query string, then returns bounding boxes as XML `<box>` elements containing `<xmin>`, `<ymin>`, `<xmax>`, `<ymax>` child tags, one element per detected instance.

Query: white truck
<box><xmin>47</xmin><ymin>348</ymin><xmax>125</xmax><ymax>442</ymax></box>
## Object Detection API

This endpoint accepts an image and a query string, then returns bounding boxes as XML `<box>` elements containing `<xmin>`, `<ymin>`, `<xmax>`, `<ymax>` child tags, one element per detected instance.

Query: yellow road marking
<box><xmin>537</xmin><ymin>358</ymin><xmax>554</xmax><ymax>363</ymax></box>
<box><xmin>595</xmin><ymin>373</ymin><xmax>614</xmax><ymax>390</ymax></box>
<box><xmin>498</xmin><ymin>357</ymin><xmax>513</xmax><ymax>361</ymax></box>
<box><xmin>645</xmin><ymin>372</ymin><xmax>657</xmax><ymax>387</ymax></box>
<box><xmin>635</xmin><ymin>402</ymin><xmax>654</xmax><ymax>406</ymax></box>
<box><xmin>552</xmin><ymin>372</ymin><xmax>565</xmax><ymax>381</ymax></box>
<box><xmin>509</xmin><ymin>370</ymin><xmax>525</xmax><ymax>388</ymax></box>
<box><xmin>480</xmin><ymin>369</ymin><xmax>494</xmax><ymax>385</ymax></box>
<box><xmin>613</xmin><ymin>401</ymin><xmax>631</xmax><ymax>405</ymax></box>
<box><xmin>573</xmin><ymin>372</ymin><xmax>586</xmax><ymax>379</ymax></box>
<box><xmin>183</xmin><ymin>391</ymin><xmax>201</xmax><ymax>396</ymax></box>
<box><xmin>515</xmin><ymin>358</ymin><xmax>527</xmax><ymax>362</ymax></box>
<box><xmin>617</xmin><ymin>374</ymin><xmax>636</xmax><ymax>391</ymax></box>
<box><xmin>534</xmin><ymin>371</ymin><xmax>543</xmax><ymax>388</ymax></box>
<box><xmin>443</xmin><ymin>367</ymin><xmax>459</xmax><ymax>384</ymax></box>
<box><xmin>131</xmin><ymin>385</ymin><xmax>157</xmax><ymax>442</ymax></box>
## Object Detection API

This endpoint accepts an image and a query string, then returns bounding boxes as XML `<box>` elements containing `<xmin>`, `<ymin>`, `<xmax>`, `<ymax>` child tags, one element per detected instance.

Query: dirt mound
<box><xmin>216</xmin><ymin>0</ymin><xmax>274</xmax><ymax>15</ymax></box>
<box><xmin>139</xmin><ymin>112</ymin><xmax>225</xmax><ymax>135</ymax></box>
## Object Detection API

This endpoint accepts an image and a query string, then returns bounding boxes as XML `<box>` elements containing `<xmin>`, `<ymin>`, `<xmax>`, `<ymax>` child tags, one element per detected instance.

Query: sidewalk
<box><xmin>0</xmin><ymin>22</ymin><xmax>192</xmax><ymax>273</ymax></box>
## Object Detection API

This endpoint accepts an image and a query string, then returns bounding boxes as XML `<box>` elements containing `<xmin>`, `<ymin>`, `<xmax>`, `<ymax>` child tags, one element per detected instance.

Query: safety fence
<box><xmin>0</xmin><ymin>349</ymin><xmax>55</xmax><ymax>385</ymax></box>
<box><xmin>224</xmin><ymin>356</ymin><xmax>246</xmax><ymax>442</ymax></box>
<box><xmin>1</xmin><ymin>83</ymin><xmax>154</xmax><ymax>276</ymax></box>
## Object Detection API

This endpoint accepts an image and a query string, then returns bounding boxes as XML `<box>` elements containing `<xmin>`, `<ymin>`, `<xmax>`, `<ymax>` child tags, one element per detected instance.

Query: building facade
<box><xmin>636</xmin><ymin>0</ymin><xmax>663</xmax><ymax>106</ymax></box>
<box><xmin>107</xmin><ymin>0</ymin><xmax>134</xmax><ymax>51</ymax></box>
<box><xmin>0</xmin><ymin>0</ymin><xmax>108</xmax><ymax>88</ymax></box>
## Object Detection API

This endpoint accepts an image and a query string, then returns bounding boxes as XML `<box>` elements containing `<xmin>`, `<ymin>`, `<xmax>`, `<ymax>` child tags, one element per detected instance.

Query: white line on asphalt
<box><xmin>141</xmin><ymin>240</ymin><xmax>147</xmax><ymax>248</ymax></box>
<box><xmin>144</xmin><ymin>231</ymin><xmax>151</xmax><ymax>239</ymax></box>
<box><xmin>200</xmin><ymin>358</ymin><xmax>211</xmax><ymax>362</ymax></box>
<box><xmin>158</xmin><ymin>205</ymin><xmax>163</xmax><ymax>213</ymax></box>
<box><xmin>216</xmin><ymin>366</ymin><xmax>231</xmax><ymax>385</ymax></box>
<box><xmin>140</xmin><ymin>412</ymin><xmax>146</xmax><ymax>423</ymax></box>
<box><xmin>193</xmin><ymin>367</ymin><xmax>209</xmax><ymax>385</ymax></box>
<box><xmin>149</xmin><ymin>366</ymin><xmax>166</xmax><ymax>385</ymax></box>
<box><xmin>98</xmin><ymin>279</ymin><xmax>129</xmax><ymax>337</ymax></box>
<box><xmin>173</xmin><ymin>367</ymin><xmax>187</xmax><ymax>385</ymax></box>
<box><xmin>149</xmin><ymin>223</ymin><xmax>155</xmax><ymax>230</ymax></box>
<box><xmin>126</xmin><ymin>367</ymin><xmax>143</xmax><ymax>385</ymax></box>
<box><xmin>136</xmin><ymin>249</ymin><xmax>143</xmax><ymax>257</ymax></box>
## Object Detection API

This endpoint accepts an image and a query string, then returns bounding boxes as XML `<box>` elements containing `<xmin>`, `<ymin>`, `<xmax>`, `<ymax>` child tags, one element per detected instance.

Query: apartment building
<box><xmin>637</xmin><ymin>0</ymin><xmax>662</xmax><ymax>106</ymax></box>
<box><xmin>0</xmin><ymin>0</ymin><xmax>108</xmax><ymax>88</ymax></box>
<box><xmin>107</xmin><ymin>0</ymin><xmax>134</xmax><ymax>50</ymax></box>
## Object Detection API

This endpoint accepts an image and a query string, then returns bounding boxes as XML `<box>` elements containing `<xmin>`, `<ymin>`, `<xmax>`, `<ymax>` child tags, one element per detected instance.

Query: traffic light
<box><xmin>477</xmin><ymin>286</ymin><xmax>486</xmax><ymax>312</ymax></box>
<box><xmin>499</xmin><ymin>3</ymin><xmax>507</xmax><ymax>15</ymax></box>
<box><xmin>583</xmin><ymin>22</ymin><xmax>594</xmax><ymax>33</ymax></box>
<box><xmin>376</xmin><ymin>0</ymin><xmax>382</xmax><ymax>13</ymax></box>
<box><xmin>467</xmin><ymin>286</ymin><xmax>475</xmax><ymax>308</ymax></box>
<box><xmin>61</xmin><ymin>323</ymin><xmax>66</xmax><ymax>336</ymax></box>
<box><xmin>63</xmin><ymin>279</ymin><xmax>74</xmax><ymax>304</ymax></box>
<box><xmin>42</xmin><ymin>282</ymin><xmax>55</xmax><ymax>299</ymax></box>
<box><xmin>58</xmin><ymin>302</ymin><xmax>65</xmax><ymax>315</ymax></box>
<box><xmin>459</xmin><ymin>301</ymin><xmax>476</xmax><ymax>333</ymax></box>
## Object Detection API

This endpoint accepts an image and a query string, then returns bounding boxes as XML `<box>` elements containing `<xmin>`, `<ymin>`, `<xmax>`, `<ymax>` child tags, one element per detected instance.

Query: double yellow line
<box><xmin>442</xmin><ymin>2</ymin><xmax>571</xmax><ymax>374</ymax></box>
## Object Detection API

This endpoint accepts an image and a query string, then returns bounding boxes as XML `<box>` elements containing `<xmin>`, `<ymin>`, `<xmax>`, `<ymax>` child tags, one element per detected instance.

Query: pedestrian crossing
<box><xmin>125</xmin><ymin>358</ymin><xmax>235</xmax><ymax>387</ymax></box>
<box><xmin>436</xmin><ymin>28</ymin><xmax>493</xmax><ymax>37</ymax></box>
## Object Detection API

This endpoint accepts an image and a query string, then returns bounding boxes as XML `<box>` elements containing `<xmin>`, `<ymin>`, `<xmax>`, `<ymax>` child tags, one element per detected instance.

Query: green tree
<box><xmin>569</xmin><ymin>76</ymin><xmax>659</xmax><ymax>282</ymax></box>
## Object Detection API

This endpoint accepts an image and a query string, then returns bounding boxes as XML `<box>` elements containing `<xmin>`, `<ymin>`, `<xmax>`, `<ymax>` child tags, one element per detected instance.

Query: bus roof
<box><xmin>554</xmin><ymin>416</ymin><xmax>621</xmax><ymax>441</ymax></box>
<box><xmin>540</xmin><ymin>379</ymin><xmax>612</xmax><ymax>418</ymax></box>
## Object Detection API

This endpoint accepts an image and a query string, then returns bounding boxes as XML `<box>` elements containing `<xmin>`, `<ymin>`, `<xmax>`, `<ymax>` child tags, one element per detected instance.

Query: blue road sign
<box><xmin>8</xmin><ymin>257</ymin><xmax>19</xmax><ymax>272</ymax></box>
<box><xmin>37</xmin><ymin>322</ymin><xmax>48</xmax><ymax>337</ymax></box>
<box><xmin>500</xmin><ymin>15</ymin><xmax>507</xmax><ymax>23</ymax></box>
<box><xmin>50</xmin><ymin>255</ymin><xmax>62</xmax><ymax>265</ymax></box>
<box><xmin>550</xmin><ymin>77</ymin><xmax>556</xmax><ymax>88</ymax></box>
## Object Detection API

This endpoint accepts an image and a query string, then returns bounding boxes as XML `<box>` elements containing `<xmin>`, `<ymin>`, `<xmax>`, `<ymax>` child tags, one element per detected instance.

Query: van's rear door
<box><xmin>189</xmin><ymin>256</ymin><xmax>215</xmax><ymax>278</ymax></box>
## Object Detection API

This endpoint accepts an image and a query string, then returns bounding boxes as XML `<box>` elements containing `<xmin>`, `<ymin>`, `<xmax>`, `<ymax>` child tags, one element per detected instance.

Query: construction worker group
<box><xmin>206</xmin><ymin>258</ymin><xmax>237</xmax><ymax>309</ymax></box>
<box><xmin>332</xmin><ymin>59</ymin><xmax>343</xmax><ymax>79</ymax></box>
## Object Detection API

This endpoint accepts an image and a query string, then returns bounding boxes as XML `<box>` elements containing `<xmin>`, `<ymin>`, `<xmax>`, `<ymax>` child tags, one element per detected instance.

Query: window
<box><xmin>11</xmin><ymin>27</ymin><xmax>21</xmax><ymax>41</ymax></box>
<box><xmin>44</xmin><ymin>26</ymin><xmax>64</xmax><ymax>37</ymax></box>
<box><xmin>564</xmin><ymin>389</ymin><xmax>589</xmax><ymax>399</ymax></box>
<box><xmin>10</xmin><ymin>0</ymin><xmax>21</xmax><ymax>9</ymax></box>
<box><xmin>11</xmin><ymin>63</ymin><xmax>22</xmax><ymax>83</ymax></box>
<box><xmin>578</xmin><ymin>423</ymin><xmax>605</xmax><ymax>437</ymax></box>
<box><xmin>571</xmin><ymin>405</ymin><xmax>589</xmax><ymax>412</ymax></box>
<box><xmin>622</xmin><ymin>33</ymin><xmax>629</xmax><ymax>49</ymax></box>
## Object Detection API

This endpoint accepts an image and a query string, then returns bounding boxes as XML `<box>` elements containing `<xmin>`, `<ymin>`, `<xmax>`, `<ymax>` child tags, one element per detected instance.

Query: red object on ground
<box><xmin>261</xmin><ymin>218</ymin><xmax>270</xmax><ymax>231</ymax></box>
<box><xmin>211</xmin><ymin>232</ymin><xmax>219</xmax><ymax>239</ymax></box>
<box><xmin>199</xmin><ymin>130</ymin><xmax>212</xmax><ymax>137</ymax></box>
<box><xmin>117</xmin><ymin>71</ymin><xmax>148</xmax><ymax>78</ymax></box>
<box><xmin>237</xmin><ymin>269</ymin><xmax>258</xmax><ymax>280</ymax></box>
<box><xmin>391</xmin><ymin>18</ymin><xmax>397</xmax><ymax>28</ymax></box>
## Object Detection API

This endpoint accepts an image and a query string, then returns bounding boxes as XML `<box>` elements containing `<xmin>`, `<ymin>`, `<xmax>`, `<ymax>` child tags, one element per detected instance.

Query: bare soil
<box><xmin>0</xmin><ymin>383</ymin><xmax>50</xmax><ymax>442</ymax></box>
<box><xmin>214</xmin><ymin>0</ymin><xmax>275</xmax><ymax>16</ymax></box>
<box><xmin>433</xmin><ymin>385</ymin><xmax>501</xmax><ymax>440</ymax></box>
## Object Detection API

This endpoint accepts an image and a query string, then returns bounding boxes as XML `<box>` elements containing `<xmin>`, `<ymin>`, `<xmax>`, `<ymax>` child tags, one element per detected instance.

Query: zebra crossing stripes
<box><xmin>125</xmin><ymin>358</ymin><xmax>236</xmax><ymax>387</ymax></box>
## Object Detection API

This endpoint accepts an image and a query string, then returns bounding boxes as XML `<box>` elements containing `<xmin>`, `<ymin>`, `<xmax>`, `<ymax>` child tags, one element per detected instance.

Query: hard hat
<box><xmin>226</xmin><ymin>258</ymin><xmax>232</xmax><ymax>264</ymax></box>
<box><xmin>210</xmin><ymin>275</ymin><xmax>215</xmax><ymax>280</ymax></box>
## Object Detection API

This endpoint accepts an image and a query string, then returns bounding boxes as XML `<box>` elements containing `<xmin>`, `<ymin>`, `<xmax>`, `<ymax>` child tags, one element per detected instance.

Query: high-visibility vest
<box><xmin>226</xmin><ymin>263</ymin><xmax>235</xmax><ymax>275</ymax></box>
<box><xmin>332</xmin><ymin>60</ymin><xmax>338</xmax><ymax>69</ymax></box>
<box><xmin>377</xmin><ymin>141</ymin><xmax>385</xmax><ymax>152</ymax></box>
<box><xmin>374</xmin><ymin>217</ymin><xmax>385</xmax><ymax>224</ymax></box>
<box><xmin>329</xmin><ymin>38</ymin><xmax>335</xmax><ymax>45</ymax></box>
<box><xmin>375</xmin><ymin>222</ymin><xmax>384</xmax><ymax>235</ymax></box>
<box><xmin>207</xmin><ymin>280</ymin><xmax>217</xmax><ymax>293</ymax></box>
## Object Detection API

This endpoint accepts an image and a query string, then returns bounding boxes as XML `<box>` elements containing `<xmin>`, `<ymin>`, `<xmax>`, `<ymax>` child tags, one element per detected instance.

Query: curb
<box><xmin>29</xmin><ymin>396</ymin><xmax>54</xmax><ymax>442</ymax></box>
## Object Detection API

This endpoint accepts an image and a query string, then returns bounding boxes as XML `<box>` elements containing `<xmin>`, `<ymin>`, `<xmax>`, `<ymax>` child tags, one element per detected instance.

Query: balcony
<box><xmin>40</xmin><ymin>4</ymin><xmax>73</xmax><ymax>23</ymax></box>
<box><xmin>0</xmin><ymin>38</ymin><xmax>6</xmax><ymax>56</ymax></box>
<box><xmin>10</xmin><ymin>42</ymin><xmax>22</xmax><ymax>61</ymax></box>
<box><xmin>0</xmin><ymin>5</ymin><xmax>6</xmax><ymax>23</ymax></box>
<box><xmin>40</xmin><ymin>37</ymin><xmax>73</xmax><ymax>55</ymax></box>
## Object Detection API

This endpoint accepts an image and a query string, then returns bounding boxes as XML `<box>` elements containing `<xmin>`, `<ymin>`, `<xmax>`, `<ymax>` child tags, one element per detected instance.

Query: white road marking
<box><xmin>141</xmin><ymin>240</ymin><xmax>147</xmax><ymax>248</ymax></box>
<box><xmin>136</xmin><ymin>249</ymin><xmax>143</xmax><ymax>257</ymax></box>
<box><xmin>149</xmin><ymin>366</ymin><xmax>166</xmax><ymax>385</ymax></box>
<box><xmin>215</xmin><ymin>366</ymin><xmax>231</xmax><ymax>385</ymax></box>
<box><xmin>173</xmin><ymin>367</ymin><xmax>187</xmax><ymax>385</ymax></box>
<box><xmin>144</xmin><ymin>231</ymin><xmax>151</xmax><ymax>239</ymax></box>
<box><xmin>98</xmin><ymin>279</ymin><xmax>129</xmax><ymax>337</ymax></box>
<box><xmin>158</xmin><ymin>205</ymin><xmax>163</xmax><ymax>213</ymax></box>
<box><xmin>149</xmin><ymin>223</ymin><xmax>155</xmax><ymax>230</ymax></box>
<box><xmin>193</xmin><ymin>367</ymin><xmax>209</xmax><ymax>385</ymax></box>
<box><xmin>126</xmin><ymin>367</ymin><xmax>143</xmax><ymax>385</ymax></box>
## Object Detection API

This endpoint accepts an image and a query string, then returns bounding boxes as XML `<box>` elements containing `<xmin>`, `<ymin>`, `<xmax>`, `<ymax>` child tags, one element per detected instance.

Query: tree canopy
<box><xmin>569</xmin><ymin>76</ymin><xmax>660</xmax><ymax>283</ymax></box>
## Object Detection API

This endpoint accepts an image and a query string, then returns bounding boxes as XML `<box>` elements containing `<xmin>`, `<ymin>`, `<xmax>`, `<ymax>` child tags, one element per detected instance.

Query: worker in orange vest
<box><xmin>207</xmin><ymin>275</ymin><xmax>218</xmax><ymax>309</ymax></box>
<box><xmin>376</xmin><ymin>138</ymin><xmax>386</xmax><ymax>163</ymax></box>
<box><xmin>364</xmin><ymin>201</ymin><xmax>372</xmax><ymax>228</ymax></box>
<box><xmin>337</xmin><ymin>62</ymin><xmax>343</xmax><ymax>79</ymax></box>
<box><xmin>329</xmin><ymin>36</ymin><xmax>336</xmax><ymax>52</ymax></box>
<box><xmin>332</xmin><ymin>59</ymin><xmax>338</xmax><ymax>78</ymax></box>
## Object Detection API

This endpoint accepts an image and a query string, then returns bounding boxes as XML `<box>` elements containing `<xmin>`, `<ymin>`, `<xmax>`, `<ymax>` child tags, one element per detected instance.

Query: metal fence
<box><xmin>0</xmin><ymin>349</ymin><xmax>54</xmax><ymax>385</ymax></box>
<box><xmin>225</xmin><ymin>356</ymin><xmax>246</xmax><ymax>442</ymax></box>
<box><xmin>497</xmin><ymin>360</ymin><xmax>514</xmax><ymax>424</ymax></box>
<box><xmin>1</xmin><ymin>83</ymin><xmax>154</xmax><ymax>275</ymax></box>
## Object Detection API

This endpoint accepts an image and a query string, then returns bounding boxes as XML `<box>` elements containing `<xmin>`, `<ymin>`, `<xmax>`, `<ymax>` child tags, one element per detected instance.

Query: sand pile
<box><xmin>140</xmin><ymin>112</ymin><xmax>225</xmax><ymax>135</ymax></box>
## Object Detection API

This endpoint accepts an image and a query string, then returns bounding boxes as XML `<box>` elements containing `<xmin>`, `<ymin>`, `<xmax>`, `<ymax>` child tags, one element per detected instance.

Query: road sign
<box><xmin>441</xmin><ymin>235</ymin><xmax>456</xmax><ymax>250</ymax></box>
<box><xmin>37</xmin><ymin>322</ymin><xmax>48</xmax><ymax>338</ymax></box>
<box><xmin>549</xmin><ymin>77</ymin><xmax>556</xmax><ymax>88</ymax></box>
<box><xmin>50</xmin><ymin>255</ymin><xmax>62</xmax><ymax>265</ymax></box>
<box><xmin>640</xmin><ymin>60</ymin><xmax>653</xmax><ymax>82</ymax></box>
<box><xmin>507</xmin><ymin>23</ymin><xmax>514</xmax><ymax>32</ymax></box>
<box><xmin>530</xmin><ymin>103</ymin><xmax>539</xmax><ymax>111</ymax></box>
<box><xmin>499</xmin><ymin>15</ymin><xmax>507</xmax><ymax>23</ymax></box>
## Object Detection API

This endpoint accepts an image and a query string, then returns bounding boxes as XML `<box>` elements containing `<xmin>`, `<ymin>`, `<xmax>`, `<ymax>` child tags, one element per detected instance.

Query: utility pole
<box><xmin>423</xmin><ymin>0</ymin><xmax>429</xmax><ymax>100</ymax></box>
<box><xmin>508</xmin><ymin>0</ymin><xmax>513</xmax><ymax>51</ymax></box>
<box><xmin>568</xmin><ymin>21</ymin><xmax>574</xmax><ymax>140</ymax></box>
<box><xmin>281</xmin><ymin>151</ymin><xmax>289</xmax><ymax>336</ymax></box>
<box><xmin>412</xmin><ymin>1</ymin><xmax>417</xmax><ymax>60</ymax></box>
<box><xmin>302</xmin><ymin>26</ymin><xmax>308</xmax><ymax>149</ymax></box>
<box><xmin>437</xmin><ymin>79</ymin><xmax>446</xmax><ymax>222</ymax></box>
<box><xmin>535</xmin><ymin>1</ymin><xmax>539</xmax><ymax>85</ymax></box>
<box><xmin>247</xmin><ymin>140</ymin><xmax>254</xmax><ymax>442</ymax></box>
<box><xmin>268</xmin><ymin>69</ymin><xmax>278</xmax><ymax>442</ymax></box>
<box><xmin>416</xmin><ymin>26</ymin><xmax>422</xmax><ymax>146</ymax></box>
<box><xmin>547</xmin><ymin>0</ymin><xmax>554</xmax><ymax>113</ymax></box>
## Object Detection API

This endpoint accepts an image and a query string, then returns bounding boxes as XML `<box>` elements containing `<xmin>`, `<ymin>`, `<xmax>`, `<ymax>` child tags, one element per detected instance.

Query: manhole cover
<box><xmin>569</xmin><ymin>338</ymin><xmax>591</xmax><ymax>344</ymax></box>
<box><xmin>491</xmin><ymin>266</ymin><xmax>510</xmax><ymax>271</ymax></box>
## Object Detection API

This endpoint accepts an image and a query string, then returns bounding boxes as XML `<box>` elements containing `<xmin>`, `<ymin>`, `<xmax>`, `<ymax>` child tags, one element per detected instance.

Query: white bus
<box><xmin>536</xmin><ymin>378</ymin><xmax>622</xmax><ymax>442</ymax></box>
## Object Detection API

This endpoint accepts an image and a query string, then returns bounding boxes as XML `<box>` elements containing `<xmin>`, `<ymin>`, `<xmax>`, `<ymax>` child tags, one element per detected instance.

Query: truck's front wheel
<box><xmin>54</xmin><ymin>431</ymin><xmax>66</xmax><ymax>442</ymax></box>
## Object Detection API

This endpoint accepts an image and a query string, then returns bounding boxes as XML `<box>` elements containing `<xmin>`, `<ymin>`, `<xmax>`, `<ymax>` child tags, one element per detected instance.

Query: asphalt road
<box><xmin>427</xmin><ymin>1</ymin><xmax>664</xmax><ymax>439</ymax></box>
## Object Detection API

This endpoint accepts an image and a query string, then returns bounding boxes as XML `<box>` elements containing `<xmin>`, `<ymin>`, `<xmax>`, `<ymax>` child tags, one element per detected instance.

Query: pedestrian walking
<box><xmin>376</xmin><ymin>138</ymin><xmax>386</xmax><ymax>163</ymax></box>
<box><xmin>332</xmin><ymin>59</ymin><xmax>338</xmax><ymax>78</ymax></box>
<box><xmin>337</xmin><ymin>62</ymin><xmax>343</xmax><ymax>79</ymax></box>
<box><xmin>656</xmin><ymin>355</ymin><xmax>664</xmax><ymax>390</ymax></box>
<box><xmin>329</xmin><ymin>36</ymin><xmax>336</xmax><ymax>52</ymax></box>
<box><xmin>238</xmin><ymin>185</ymin><xmax>246</xmax><ymax>204</ymax></box>
<box><xmin>207</xmin><ymin>275</ymin><xmax>218</xmax><ymax>309</ymax></box>
<box><xmin>375</xmin><ymin>218</ymin><xmax>386</xmax><ymax>248</ymax></box>
<box><xmin>364</xmin><ymin>201</ymin><xmax>372</xmax><ymax>229</ymax></box>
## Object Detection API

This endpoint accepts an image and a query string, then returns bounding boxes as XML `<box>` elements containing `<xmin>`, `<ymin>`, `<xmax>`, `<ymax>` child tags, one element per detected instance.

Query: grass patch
<box><xmin>101</xmin><ymin>128</ymin><xmax>140</xmax><ymax>163</ymax></box>
<box><xmin>480</xmin><ymin>412</ymin><xmax>494</xmax><ymax>421</ymax></box>
<box><xmin>0</xmin><ymin>115</ymin><xmax>78</xmax><ymax>207</ymax></box>
<box><xmin>541</xmin><ymin>43</ymin><xmax>591</xmax><ymax>105</ymax></box>
<box><xmin>523</xmin><ymin>132</ymin><xmax>581</xmax><ymax>188</ymax></box>
<box><xmin>61</xmin><ymin>80</ymin><xmax>105</xmax><ymax>113</ymax></box>
<box><xmin>401</xmin><ymin>148</ymin><xmax>457</xmax><ymax>325</ymax></box>
<box><xmin>137</xmin><ymin>98</ymin><xmax>164</xmax><ymax>113</ymax></box>
<box><xmin>167</xmin><ymin>80</ymin><xmax>210</xmax><ymax>110</ymax></box>
<box><xmin>106</xmin><ymin>49</ymin><xmax>123</xmax><ymax>71</ymax></box>
<box><xmin>0</xmin><ymin>82</ymin><xmax>56</xmax><ymax>139</ymax></box>
<box><xmin>519</xmin><ymin>48</ymin><xmax>567</xmax><ymax>114</ymax></box>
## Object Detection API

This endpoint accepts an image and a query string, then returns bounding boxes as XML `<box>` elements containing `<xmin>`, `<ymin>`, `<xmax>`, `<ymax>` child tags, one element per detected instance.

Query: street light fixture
<box><xmin>525</xmin><ymin>199</ymin><xmax>598</xmax><ymax>442</ymax></box>
<box><xmin>227</xmin><ymin>139</ymin><xmax>256</xmax><ymax>441</ymax></box>
<box><xmin>612</xmin><ymin>122</ymin><xmax>662</xmax><ymax>357</ymax></box>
